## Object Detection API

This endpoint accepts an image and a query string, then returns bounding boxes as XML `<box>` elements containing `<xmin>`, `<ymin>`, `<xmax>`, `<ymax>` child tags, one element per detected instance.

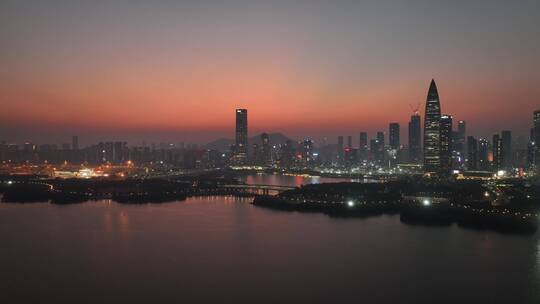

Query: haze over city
<box><xmin>3</xmin><ymin>2</ymin><xmax>540</xmax><ymax>304</ymax></box>
<box><xmin>1</xmin><ymin>0</ymin><xmax>539</xmax><ymax>145</ymax></box>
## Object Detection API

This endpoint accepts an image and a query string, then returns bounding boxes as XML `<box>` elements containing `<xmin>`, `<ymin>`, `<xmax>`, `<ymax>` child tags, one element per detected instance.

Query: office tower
<box><xmin>389</xmin><ymin>123</ymin><xmax>400</xmax><ymax>150</ymax></box>
<box><xmin>456</xmin><ymin>120</ymin><xmax>466</xmax><ymax>153</ymax></box>
<box><xmin>344</xmin><ymin>147</ymin><xmax>358</xmax><ymax>167</ymax></box>
<box><xmin>467</xmin><ymin>136</ymin><xmax>478</xmax><ymax>170</ymax></box>
<box><xmin>359</xmin><ymin>132</ymin><xmax>368</xmax><ymax>150</ymax></box>
<box><xmin>373</xmin><ymin>132</ymin><xmax>385</xmax><ymax>166</ymax></box>
<box><xmin>72</xmin><ymin>136</ymin><xmax>79</xmax><ymax>150</ymax></box>
<box><xmin>534</xmin><ymin>110</ymin><xmax>540</xmax><ymax>172</ymax></box>
<box><xmin>370</xmin><ymin>139</ymin><xmax>378</xmax><ymax>163</ymax></box>
<box><xmin>347</xmin><ymin>136</ymin><xmax>352</xmax><ymax>148</ymax></box>
<box><xmin>376</xmin><ymin>132</ymin><xmax>385</xmax><ymax>145</ymax></box>
<box><xmin>439</xmin><ymin>115</ymin><xmax>453</xmax><ymax>173</ymax></box>
<box><xmin>423</xmin><ymin>79</ymin><xmax>442</xmax><ymax>172</ymax></box>
<box><xmin>252</xmin><ymin>143</ymin><xmax>260</xmax><ymax>164</ymax></box>
<box><xmin>337</xmin><ymin>136</ymin><xmax>344</xmax><ymax>164</ymax></box>
<box><xmin>359</xmin><ymin>132</ymin><xmax>368</xmax><ymax>161</ymax></box>
<box><xmin>478</xmin><ymin>138</ymin><xmax>489</xmax><ymax>170</ymax></box>
<box><xmin>235</xmin><ymin>109</ymin><xmax>248</xmax><ymax>165</ymax></box>
<box><xmin>302</xmin><ymin>139</ymin><xmax>314</xmax><ymax>165</ymax></box>
<box><xmin>261</xmin><ymin>133</ymin><xmax>271</xmax><ymax>165</ymax></box>
<box><xmin>492</xmin><ymin>134</ymin><xmax>503</xmax><ymax>171</ymax></box>
<box><xmin>279</xmin><ymin>140</ymin><xmax>295</xmax><ymax>168</ymax></box>
<box><xmin>102</xmin><ymin>142</ymin><xmax>114</xmax><ymax>163</ymax></box>
<box><xmin>408</xmin><ymin>114</ymin><xmax>421</xmax><ymax>164</ymax></box>
<box><xmin>501</xmin><ymin>130</ymin><xmax>512</xmax><ymax>170</ymax></box>
<box><xmin>528</xmin><ymin>128</ymin><xmax>536</xmax><ymax>170</ymax></box>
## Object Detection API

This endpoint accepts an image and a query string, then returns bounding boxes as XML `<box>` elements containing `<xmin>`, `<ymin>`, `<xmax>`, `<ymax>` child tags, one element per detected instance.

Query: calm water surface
<box><xmin>1</xmin><ymin>174</ymin><xmax>539</xmax><ymax>303</ymax></box>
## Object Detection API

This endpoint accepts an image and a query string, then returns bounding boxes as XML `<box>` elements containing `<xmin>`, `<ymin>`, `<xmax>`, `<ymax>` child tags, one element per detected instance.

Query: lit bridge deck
<box><xmin>219</xmin><ymin>184</ymin><xmax>295</xmax><ymax>194</ymax></box>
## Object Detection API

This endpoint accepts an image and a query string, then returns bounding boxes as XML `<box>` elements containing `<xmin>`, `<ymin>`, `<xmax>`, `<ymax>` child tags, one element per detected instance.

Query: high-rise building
<box><xmin>72</xmin><ymin>136</ymin><xmax>79</xmax><ymax>150</ymax></box>
<box><xmin>347</xmin><ymin>136</ymin><xmax>352</xmax><ymax>148</ymax></box>
<box><xmin>450</xmin><ymin>120</ymin><xmax>466</xmax><ymax>169</ymax></box>
<box><xmin>359</xmin><ymin>132</ymin><xmax>368</xmax><ymax>162</ymax></box>
<box><xmin>467</xmin><ymin>136</ymin><xmax>478</xmax><ymax>170</ymax></box>
<box><xmin>261</xmin><ymin>133</ymin><xmax>271</xmax><ymax>165</ymax></box>
<box><xmin>252</xmin><ymin>143</ymin><xmax>260</xmax><ymax>164</ymax></box>
<box><xmin>534</xmin><ymin>110</ymin><xmax>540</xmax><ymax>172</ymax></box>
<box><xmin>359</xmin><ymin>132</ymin><xmax>368</xmax><ymax>150</ymax></box>
<box><xmin>408</xmin><ymin>114</ymin><xmax>421</xmax><ymax>164</ymax></box>
<box><xmin>478</xmin><ymin>138</ymin><xmax>489</xmax><ymax>170</ymax></box>
<box><xmin>501</xmin><ymin>130</ymin><xmax>512</xmax><ymax>170</ymax></box>
<box><xmin>370</xmin><ymin>138</ymin><xmax>382</xmax><ymax>166</ymax></box>
<box><xmin>235</xmin><ymin>109</ymin><xmax>248</xmax><ymax>165</ymax></box>
<box><xmin>528</xmin><ymin>127</ymin><xmax>536</xmax><ymax>170</ymax></box>
<box><xmin>456</xmin><ymin>121</ymin><xmax>466</xmax><ymax>153</ymax></box>
<box><xmin>279</xmin><ymin>140</ymin><xmax>295</xmax><ymax>168</ymax></box>
<box><xmin>337</xmin><ymin>136</ymin><xmax>344</xmax><ymax>165</ymax></box>
<box><xmin>376</xmin><ymin>132</ymin><xmax>385</xmax><ymax>146</ymax></box>
<box><xmin>344</xmin><ymin>147</ymin><xmax>358</xmax><ymax>167</ymax></box>
<box><xmin>389</xmin><ymin>123</ymin><xmax>400</xmax><ymax>150</ymax></box>
<box><xmin>372</xmin><ymin>132</ymin><xmax>385</xmax><ymax>166</ymax></box>
<box><xmin>439</xmin><ymin>115</ymin><xmax>453</xmax><ymax>173</ymax></box>
<box><xmin>302</xmin><ymin>139</ymin><xmax>314</xmax><ymax>165</ymax></box>
<box><xmin>492</xmin><ymin>134</ymin><xmax>503</xmax><ymax>171</ymax></box>
<box><xmin>423</xmin><ymin>79</ymin><xmax>442</xmax><ymax>172</ymax></box>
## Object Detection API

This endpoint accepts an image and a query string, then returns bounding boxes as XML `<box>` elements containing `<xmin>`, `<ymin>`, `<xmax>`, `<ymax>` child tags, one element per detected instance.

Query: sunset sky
<box><xmin>1</xmin><ymin>0</ymin><xmax>539</xmax><ymax>146</ymax></box>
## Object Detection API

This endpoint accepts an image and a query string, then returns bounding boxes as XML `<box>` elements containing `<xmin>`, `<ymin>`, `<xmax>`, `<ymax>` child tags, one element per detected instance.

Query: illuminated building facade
<box><xmin>534</xmin><ymin>110</ymin><xmax>540</xmax><ymax>172</ymax></box>
<box><xmin>234</xmin><ymin>109</ymin><xmax>248</xmax><ymax>165</ymax></box>
<box><xmin>408</xmin><ymin>114</ymin><xmax>421</xmax><ymax>164</ymax></box>
<box><xmin>423</xmin><ymin>79</ymin><xmax>442</xmax><ymax>172</ymax></box>
<box><xmin>359</xmin><ymin>132</ymin><xmax>368</xmax><ymax>161</ymax></box>
<box><xmin>439</xmin><ymin>115</ymin><xmax>453</xmax><ymax>174</ymax></box>
<box><xmin>492</xmin><ymin>134</ymin><xmax>503</xmax><ymax>171</ymax></box>
<box><xmin>478</xmin><ymin>138</ymin><xmax>489</xmax><ymax>170</ymax></box>
<box><xmin>456</xmin><ymin>120</ymin><xmax>466</xmax><ymax>160</ymax></box>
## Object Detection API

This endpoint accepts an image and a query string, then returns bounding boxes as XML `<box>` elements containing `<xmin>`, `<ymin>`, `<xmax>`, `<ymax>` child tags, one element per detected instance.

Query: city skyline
<box><xmin>1</xmin><ymin>1</ymin><xmax>540</xmax><ymax>145</ymax></box>
<box><xmin>1</xmin><ymin>81</ymin><xmax>537</xmax><ymax>149</ymax></box>
<box><xmin>2</xmin><ymin>2</ymin><xmax>540</xmax><ymax>303</ymax></box>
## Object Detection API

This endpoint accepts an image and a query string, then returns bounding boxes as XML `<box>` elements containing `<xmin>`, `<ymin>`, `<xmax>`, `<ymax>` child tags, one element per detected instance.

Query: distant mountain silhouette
<box><xmin>204</xmin><ymin>133</ymin><xmax>296</xmax><ymax>151</ymax></box>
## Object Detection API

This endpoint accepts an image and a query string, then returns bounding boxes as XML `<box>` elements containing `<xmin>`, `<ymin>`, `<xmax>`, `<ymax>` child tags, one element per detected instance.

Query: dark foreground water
<box><xmin>1</xmin><ymin>175</ymin><xmax>539</xmax><ymax>303</ymax></box>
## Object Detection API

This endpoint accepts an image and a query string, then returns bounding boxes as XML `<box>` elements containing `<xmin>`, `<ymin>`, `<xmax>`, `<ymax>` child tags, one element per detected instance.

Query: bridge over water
<box><xmin>219</xmin><ymin>184</ymin><xmax>295</xmax><ymax>195</ymax></box>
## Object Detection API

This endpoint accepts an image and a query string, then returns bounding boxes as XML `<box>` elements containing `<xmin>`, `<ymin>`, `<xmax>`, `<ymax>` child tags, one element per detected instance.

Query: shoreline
<box><xmin>252</xmin><ymin>195</ymin><xmax>538</xmax><ymax>235</ymax></box>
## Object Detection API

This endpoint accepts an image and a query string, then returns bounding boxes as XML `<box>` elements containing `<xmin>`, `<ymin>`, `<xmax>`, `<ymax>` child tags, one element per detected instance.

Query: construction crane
<box><xmin>409</xmin><ymin>102</ymin><xmax>421</xmax><ymax>116</ymax></box>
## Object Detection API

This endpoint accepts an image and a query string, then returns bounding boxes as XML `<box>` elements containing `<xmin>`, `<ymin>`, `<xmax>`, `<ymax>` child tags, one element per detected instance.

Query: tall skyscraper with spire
<box><xmin>423</xmin><ymin>79</ymin><xmax>442</xmax><ymax>173</ymax></box>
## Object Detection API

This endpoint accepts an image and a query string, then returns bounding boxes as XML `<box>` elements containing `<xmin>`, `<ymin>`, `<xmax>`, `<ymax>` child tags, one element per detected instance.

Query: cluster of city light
<box><xmin>53</xmin><ymin>168</ymin><xmax>111</xmax><ymax>179</ymax></box>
